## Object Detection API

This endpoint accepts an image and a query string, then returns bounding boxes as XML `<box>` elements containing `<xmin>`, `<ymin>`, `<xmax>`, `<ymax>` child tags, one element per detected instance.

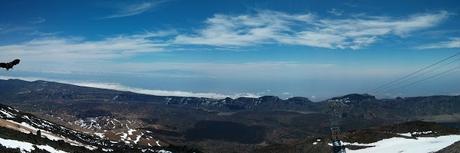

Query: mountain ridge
<box><xmin>2</xmin><ymin>78</ymin><xmax>459</xmax><ymax>106</ymax></box>
<box><xmin>1</xmin><ymin>78</ymin><xmax>460</xmax><ymax>153</ymax></box>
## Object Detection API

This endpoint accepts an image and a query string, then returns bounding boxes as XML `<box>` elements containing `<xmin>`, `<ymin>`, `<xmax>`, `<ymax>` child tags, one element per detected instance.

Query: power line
<box><xmin>387</xmin><ymin>64</ymin><xmax>460</xmax><ymax>92</ymax></box>
<box><xmin>369</xmin><ymin>52</ymin><xmax>460</xmax><ymax>94</ymax></box>
<box><xmin>379</xmin><ymin>56</ymin><xmax>460</xmax><ymax>93</ymax></box>
<box><xmin>371</xmin><ymin>52</ymin><xmax>460</xmax><ymax>93</ymax></box>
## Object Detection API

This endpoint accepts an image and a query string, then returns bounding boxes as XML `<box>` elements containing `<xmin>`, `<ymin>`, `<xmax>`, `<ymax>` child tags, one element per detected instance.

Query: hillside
<box><xmin>1</xmin><ymin>79</ymin><xmax>460</xmax><ymax>153</ymax></box>
<box><xmin>255</xmin><ymin>121</ymin><xmax>460</xmax><ymax>153</ymax></box>
<box><xmin>0</xmin><ymin>103</ymin><xmax>199</xmax><ymax>153</ymax></box>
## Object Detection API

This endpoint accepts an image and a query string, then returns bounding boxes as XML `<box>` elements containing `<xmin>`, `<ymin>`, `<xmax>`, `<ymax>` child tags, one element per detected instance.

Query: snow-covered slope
<box><xmin>0</xmin><ymin>104</ymin><xmax>98</xmax><ymax>150</ymax></box>
<box><xmin>0</xmin><ymin>137</ymin><xmax>68</xmax><ymax>153</ymax></box>
<box><xmin>345</xmin><ymin>134</ymin><xmax>460</xmax><ymax>153</ymax></box>
<box><xmin>0</xmin><ymin>103</ymin><xmax>190</xmax><ymax>153</ymax></box>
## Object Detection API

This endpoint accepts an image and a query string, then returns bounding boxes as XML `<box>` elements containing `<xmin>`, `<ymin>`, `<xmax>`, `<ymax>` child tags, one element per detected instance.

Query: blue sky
<box><xmin>1</xmin><ymin>0</ymin><xmax>460</xmax><ymax>100</ymax></box>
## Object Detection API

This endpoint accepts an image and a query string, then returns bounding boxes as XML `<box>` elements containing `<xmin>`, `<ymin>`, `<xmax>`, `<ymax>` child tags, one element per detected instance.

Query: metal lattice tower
<box><xmin>328</xmin><ymin>100</ymin><xmax>346</xmax><ymax>153</ymax></box>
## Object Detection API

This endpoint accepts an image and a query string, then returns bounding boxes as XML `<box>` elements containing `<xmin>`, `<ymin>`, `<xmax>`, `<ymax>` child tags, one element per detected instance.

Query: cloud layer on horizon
<box><xmin>0</xmin><ymin>76</ymin><xmax>259</xmax><ymax>99</ymax></box>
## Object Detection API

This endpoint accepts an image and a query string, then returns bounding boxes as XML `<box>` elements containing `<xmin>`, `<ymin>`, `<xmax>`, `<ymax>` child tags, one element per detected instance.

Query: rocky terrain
<box><xmin>1</xmin><ymin>79</ymin><xmax>460</xmax><ymax>153</ymax></box>
<box><xmin>0</xmin><ymin>103</ymin><xmax>200</xmax><ymax>153</ymax></box>
<box><xmin>255</xmin><ymin>121</ymin><xmax>460</xmax><ymax>153</ymax></box>
<box><xmin>438</xmin><ymin>141</ymin><xmax>460</xmax><ymax>153</ymax></box>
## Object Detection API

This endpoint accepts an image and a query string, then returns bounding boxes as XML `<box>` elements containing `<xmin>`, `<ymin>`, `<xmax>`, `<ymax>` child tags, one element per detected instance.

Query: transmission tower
<box><xmin>328</xmin><ymin>100</ymin><xmax>347</xmax><ymax>153</ymax></box>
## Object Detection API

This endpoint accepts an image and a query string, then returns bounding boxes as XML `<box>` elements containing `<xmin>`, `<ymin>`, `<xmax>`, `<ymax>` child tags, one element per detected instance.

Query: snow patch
<box><xmin>94</xmin><ymin>132</ymin><xmax>105</xmax><ymax>139</ymax></box>
<box><xmin>128</xmin><ymin>129</ymin><xmax>136</xmax><ymax>135</ymax></box>
<box><xmin>0</xmin><ymin>137</ymin><xmax>68</xmax><ymax>153</ymax></box>
<box><xmin>120</xmin><ymin>132</ymin><xmax>128</xmax><ymax>141</ymax></box>
<box><xmin>134</xmin><ymin>133</ymin><xmax>143</xmax><ymax>144</ymax></box>
<box><xmin>19</xmin><ymin>122</ymin><xmax>39</xmax><ymax>131</ymax></box>
<box><xmin>102</xmin><ymin>148</ymin><xmax>114</xmax><ymax>152</ymax></box>
<box><xmin>156</xmin><ymin>140</ymin><xmax>161</xmax><ymax>147</ymax></box>
<box><xmin>398</xmin><ymin>131</ymin><xmax>435</xmax><ymax>137</ymax></box>
<box><xmin>0</xmin><ymin>110</ymin><xmax>15</xmax><ymax>118</ymax></box>
<box><xmin>398</xmin><ymin>132</ymin><xmax>412</xmax><ymax>137</ymax></box>
<box><xmin>1</xmin><ymin>119</ymin><xmax>91</xmax><ymax>149</ymax></box>
<box><xmin>36</xmin><ymin>145</ymin><xmax>68</xmax><ymax>153</ymax></box>
<box><xmin>157</xmin><ymin>150</ymin><xmax>172</xmax><ymax>153</ymax></box>
<box><xmin>346</xmin><ymin>135</ymin><xmax>460</xmax><ymax>153</ymax></box>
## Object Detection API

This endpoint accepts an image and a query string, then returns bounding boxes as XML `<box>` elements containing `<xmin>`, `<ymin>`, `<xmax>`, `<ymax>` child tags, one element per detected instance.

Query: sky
<box><xmin>1</xmin><ymin>0</ymin><xmax>460</xmax><ymax>101</ymax></box>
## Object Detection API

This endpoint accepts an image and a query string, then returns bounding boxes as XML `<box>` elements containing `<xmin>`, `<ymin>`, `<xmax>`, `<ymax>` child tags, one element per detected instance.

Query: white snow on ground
<box><xmin>102</xmin><ymin>148</ymin><xmax>114</xmax><ymax>152</ymax></box>
<box><xmin>398</xmin><ymin>132</ymin><xmax>412</xmax><ymax>137</ymax></box>
<box><xmin>398</xmin><ymin>131</ymin><xmax>435</xmax><ymax>137</ymax></box>
<box><xmin>157</xmin><ymin>150</ymin><xmax>172</xmax><ymax>153</ymax></box>
<box><xmin>0</xmin><ymin>137</ymin><xmax>68</xmax><ymax>153</ymax></box>
<box><xmin>84</xmin><ymin>145</ymin><xmax>98</xmax><ymax>150</ymax></box>
<box><xmin>4</xmin><ymin>120</ymin><xmax>58</xmax><ymax>141</ymax></box>
<box><xmin>36</xmin><ymin>145</ymin><xmax>68</xmax><ymax>153</ymax></box>
<box><xmin>1</xmin><ymin>119</ymin><xmax>97</xmax><ymax>150</ymax></box>
<box><xmin>312</xmin><ymin>138</ymin><xmax>321</xmax><ymax>145</ymax></box>
<box><xmin>0</xmin><ymin>137</ymin><xmax>34</xmax><ymax>153</ymax></box>
<box><xmin>141</xmin><ymin>149</ymin><xmax>172</xmax><ymax>153</ymax></box>
<box><xmin>0</xmin><ymin>110</ymin><xmax>15</xmax><ymax>118</ymax></box>
<box><xmin>120</xmin><ymin>132</ymin><xmax>128</xmax><ymax>140</ymax></box>
<box><xmin>156</xmin><ymin>140</ymin><xmax>161</xmax><ymax>146</ymax></box>
<box><xmin>128</xmin><ymin>128</ymin><xmax>136</xmax><ymax>135</ymax></box>
<box><xmin>134</xmin><ymin>133</ymin><xmax>143</xmax><ymax>144</ymax></box>
<box><xmin>94</xmin><ymin>132</ymin><xmax>105</xmax><ymax>138</ymax></box>
<box><xmin>18</xmin><ymin>121</ymin><xmax>80</xmax><ymax>145</ymax></box>
<box><xmin>346</xmin><ymin>135</ymin><xmax>460</xmax><ymax>153</ymax></box>
<box><xmin>413</xmin><ymin>131</ymin><xmax>434</xmax><ymax>135</ymax></box>
<box><xmin>19</xmin><ymin>122</ymin><xmax>39</xmax><ymax>131</ymax></box>
<box><xmin>40</xmin><ymin>132</ymin><xmax>63</xmax><ymax>141</ymax></box>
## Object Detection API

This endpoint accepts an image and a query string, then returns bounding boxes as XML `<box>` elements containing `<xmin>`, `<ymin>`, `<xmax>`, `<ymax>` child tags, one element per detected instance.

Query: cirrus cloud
<box><xmin>102</xmin><ymin>0</ymin><xmax>168</xmax><ymax>19</ymax></box>
<box><xmin>417</xmin><ymin>37</ymin><xmax>460</xmax><ymax>49</ymax></box>
<box><xmin>174</xmin><ymin>10</ymin><xmax>449</xmax><ymax>49</ymax></box>
<box><xmin>0</xmin><ymin>10</ymin><xmax>452</xmax><ymax>76</ymax></box>
<box><xmin>0</xmin><ymin>31</ymin><xmax>173</xmax><ymax>62</ymax></box>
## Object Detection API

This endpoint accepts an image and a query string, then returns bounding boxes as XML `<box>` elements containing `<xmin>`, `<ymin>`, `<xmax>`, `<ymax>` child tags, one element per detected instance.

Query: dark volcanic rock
<box><xmin>330</xmin><ymin>93</ymin><xmax>376</xmax><ymax>102</ymax></box>
<box><xmin>437</xmin><ymin>141</ymin><xmax>460</xmax><ymax>153</ymax></box>
<box><xmin>185</xmin><ymin>120</ymin><xmax>266</xmax><ymax>144</ymax></box>
<box><xmin>286</xmin><ymin>96</ymin><xmax>312</xmax><ymax>104</ymax></box>
<box><xmin>3</xmin><ymin>79</ymin><xmax>460</xmax><ymax>153</ymax></box>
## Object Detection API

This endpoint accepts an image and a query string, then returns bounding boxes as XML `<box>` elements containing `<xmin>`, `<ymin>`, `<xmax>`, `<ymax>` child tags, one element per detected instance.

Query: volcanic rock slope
<box><xmin>0</xmin><ymin>103</ymin><xmax>199</xmax><ymax>153</ymax></box>
<box><xmin>1</xmin><ymin>79</ymin><xmax>460</xmax><ymax>153</ymax></box>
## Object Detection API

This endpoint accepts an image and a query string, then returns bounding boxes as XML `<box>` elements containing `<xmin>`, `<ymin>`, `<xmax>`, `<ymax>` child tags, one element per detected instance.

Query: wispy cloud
<box><xmin>174</xmin><ymin>10</ymin><xmax>314</xmax><ymax>47</ymax></box>
<box><xmin>30</xmin><ymin>17</ymin><xmax>46</xmax><ymax>24</ymax></box>
<box><xmin>0</xmin><ymin>25</ymin><xmax>35</xmax><ymax>35</ymax></box>
<box><xmin>2</xmin><ymin>10</ymin><xmax>449</xmax><ymax>54</ymax></box>
<box><xmin>174</xmin><ymin>10</ymin><xmax>449</xmax><ymax>49</ymax></box>
<box><xmin>0</xmin><ymin>31</ymin><xmax>173</xmax><ymax>62</ymax></box>
<box><xmin>0</xmin><ymin>10</ymin><xmax>452</xmax><ymax>77</ymax></box>
<box><xmin>0</xmin><ymin>19</ymin><xmax>44</xmax><ymax>36</ymax></box>
<box><xmin>103</xmin><ymin>0</ymin><xmax>166</xmax><ymax>19</ymax></box>
<box><xmin>328</xmin><ymin>8</ymin><xmax>343</xmax><ymax>16</ymax></box>
<box><xmin>417</xmin><ymin>37</ymin><xmax>460</xmax><ymax>49</ymax></box>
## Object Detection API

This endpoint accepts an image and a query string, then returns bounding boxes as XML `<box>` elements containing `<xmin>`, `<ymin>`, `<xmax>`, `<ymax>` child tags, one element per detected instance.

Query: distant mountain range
<box><xmin>0</xmin><ymin>79</ymin><xmax>460</xmax><ymax>153</ymax></box>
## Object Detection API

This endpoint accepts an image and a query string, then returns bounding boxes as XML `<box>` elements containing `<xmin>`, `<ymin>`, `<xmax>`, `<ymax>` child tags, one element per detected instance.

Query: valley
<box><xmin>0</xmin><ymin>79</ymin><xmax>460</xmax><ymax>152</ymax></box>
